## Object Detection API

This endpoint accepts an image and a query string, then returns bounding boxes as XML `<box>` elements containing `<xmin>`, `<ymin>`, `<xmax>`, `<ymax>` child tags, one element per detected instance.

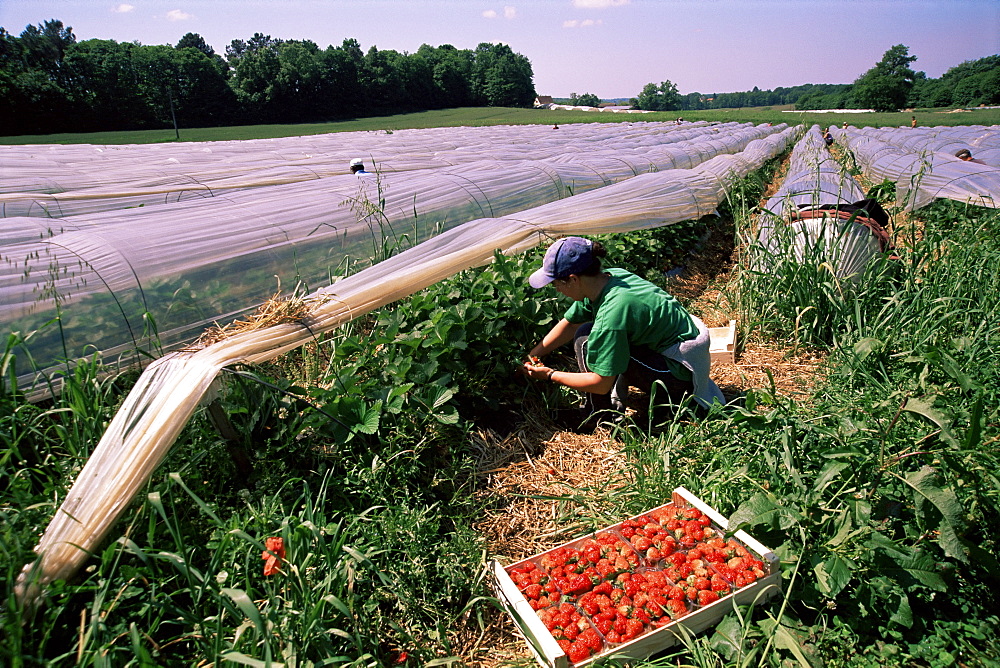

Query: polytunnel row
<box><xmin>15</xmin><ymin>123</ymin><xmax>799</xmax><ymax>607</ymax></box>
<box><xmin>850</xmin><ymin>124</ymin><xmax>1000</xmax><ymax>167</ymax></box>
<box><xmin>756</xmin><ymin>125</ymin><xmax>889</xmax><ymax>280</ymax></box>
<box><xmin>830</xmin><ymin>125</ymin><xmax>1000</xmax><ymax>211</ymax></box>
<box><xmin>2</xmin><ymin>122</ymin><xmax>787</xmax><ymax>393</ymax></box>
<box><xmin>0</xmin><ymin>120</ymin><xmax>727</xmax><ymax>202</ymax></box>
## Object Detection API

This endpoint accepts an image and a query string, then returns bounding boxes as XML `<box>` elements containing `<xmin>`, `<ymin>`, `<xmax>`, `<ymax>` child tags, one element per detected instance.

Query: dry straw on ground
<box><xmin>193</xmin><ymin>290</ymin><xmax>322</xmax><ymax>348</ymax></box>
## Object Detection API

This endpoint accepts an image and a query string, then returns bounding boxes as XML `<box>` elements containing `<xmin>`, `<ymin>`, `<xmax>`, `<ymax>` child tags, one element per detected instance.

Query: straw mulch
<box><xmin>193</xmin><ymin>290</ymin><xmax>322</xmax><ymax>348</ymax></box>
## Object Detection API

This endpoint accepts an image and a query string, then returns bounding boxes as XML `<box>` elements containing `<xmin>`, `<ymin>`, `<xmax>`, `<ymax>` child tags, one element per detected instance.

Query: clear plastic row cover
<box><xmin>0</xmin><ymin>122</ymin><xmax>755</xmax><ymax>217</ymax></box>
<box><xmin>831</xmin><ymin>125</ymin><xmax>1000</xmax><ymax>211</ymax></box>
<box><xmin>16</xmin><ymin>124</ymin><xmax>798</xmax><ymax>604</ymax></box>
<box><xmin>851</xmin><ymin>124</ymin><xmax>1000</xmax><ymax>167</ymax></box>
<box><xmin>755</xmin><ymin>126</ymin><xmax>883</xmax><ymax>281</ymax></box>
<box><xmin>2</xmin><ymin>122</ymin><xmax>789</xmax><ymax>392</ymax></box>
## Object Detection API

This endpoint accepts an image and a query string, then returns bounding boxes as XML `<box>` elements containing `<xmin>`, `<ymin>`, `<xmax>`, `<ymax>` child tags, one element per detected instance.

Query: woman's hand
<box><xmin>519</xmin><ymin>355</ymin><xmax>552</xmax><ymax>380</ymax></box>
<box><xmin>521</xmin><ymin>361</ymin><xmax>553</xmax><ymax>380</ymax></box>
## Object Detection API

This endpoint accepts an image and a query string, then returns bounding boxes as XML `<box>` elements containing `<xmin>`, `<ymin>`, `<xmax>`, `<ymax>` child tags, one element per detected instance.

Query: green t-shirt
<box><xmin>564</xmin><ymin>268</ymin><xmax>698</xmax><ymax>380</ymax></box>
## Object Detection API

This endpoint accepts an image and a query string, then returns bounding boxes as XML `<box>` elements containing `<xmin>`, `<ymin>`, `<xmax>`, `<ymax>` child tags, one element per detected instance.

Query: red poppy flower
<box><xmin>262</xmin><ymin>537</ymin><xmax>285</xmax><ymax>576</ymax></box>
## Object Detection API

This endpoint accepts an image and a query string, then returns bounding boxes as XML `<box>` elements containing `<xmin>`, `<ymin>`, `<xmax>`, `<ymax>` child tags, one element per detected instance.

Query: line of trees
<box><xmin>633</xmin><ymin>46</ymin><xmax>999</xmax><ymax>113</ymax></box>
<box><xmin>0</xmin><ymin>19</ymin><xmax>537</xmax><ymax>136</ymax></box>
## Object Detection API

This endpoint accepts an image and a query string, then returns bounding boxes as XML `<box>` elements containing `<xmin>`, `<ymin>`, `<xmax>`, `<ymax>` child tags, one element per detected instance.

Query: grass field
<box><xmin>2</xmin><ymin>115</ymin><xmax>999</xmax><ymax>667</ymax></box>
<box><xmin>1</xmin><ymin>105</ymin><xmax>998</xmax><ymax>145</ymax></box>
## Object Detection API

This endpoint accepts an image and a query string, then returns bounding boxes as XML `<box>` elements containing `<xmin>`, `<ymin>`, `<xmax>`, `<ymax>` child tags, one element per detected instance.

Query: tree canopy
<box><xmin>852</xmin><ymin>44</ymin><xmax>918</xmax><ymax>112</ymax></box>
<box><xmin>634</xmin><ymin>80</ymin><xmax>681</xmax><ymax>111</ymax></box>
<box><xmin>0</xmin><ymin>20</ymin><xmax>536</xmax><ymax>136</ymax></box>
<box><xmin>570</xmin><ymin>92</ymin><xmax>601</xmax><ymax>107</ymax></box>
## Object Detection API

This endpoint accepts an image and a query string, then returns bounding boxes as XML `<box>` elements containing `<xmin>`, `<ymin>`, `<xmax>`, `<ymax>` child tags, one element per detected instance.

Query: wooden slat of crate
<box><xmin>709</xmin><ymin>319</ymin><xmax>736</xmax><ymax>364</ymax></box>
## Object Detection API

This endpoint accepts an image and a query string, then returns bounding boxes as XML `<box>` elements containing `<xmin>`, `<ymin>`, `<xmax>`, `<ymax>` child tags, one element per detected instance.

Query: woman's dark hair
<box><xmin>578</xmin><ymin>240</ymin><xmax>607</xmax><ymax>276</ymax></box>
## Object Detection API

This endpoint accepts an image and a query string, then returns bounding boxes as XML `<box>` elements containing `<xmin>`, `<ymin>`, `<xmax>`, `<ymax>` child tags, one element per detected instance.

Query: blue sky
<box><xmin>3</xmin><ymin>0</ymin><xmax>998</xmax><ymax>99</ymax></box>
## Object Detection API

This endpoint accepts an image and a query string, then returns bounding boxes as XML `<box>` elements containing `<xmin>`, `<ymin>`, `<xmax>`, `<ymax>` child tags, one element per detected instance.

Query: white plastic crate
<box><xmin>490</xmin><ymin>487</ymin><xmax>780</xmax><ymax>667</ymax></box>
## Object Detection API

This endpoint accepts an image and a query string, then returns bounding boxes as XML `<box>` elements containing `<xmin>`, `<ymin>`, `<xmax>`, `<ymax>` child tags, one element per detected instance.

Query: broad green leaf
<box><xmin>901</xmin><ymin>396</ymin><xmax>958</xmax><ymax>446</ymax></box>
<box><xmin>889</xmin><ymin>592</ymin><xmax>913</xmax><ymax>628</ymax></box>
<box><xmin>866</xmin><ymin>532</ymin><xmax>947</xmax><ymax>591</ymax></box>
<box><xmin>937</xmin><ymin>350</ymin><xmax>974</xmax><ymax>391</ymax></box>
<box><xmin>853</xmin><ymin>337</ymin><xmax>884</xmax><ymax>360</ymax></box>
<box><xmin>710</xmin><ymin>614</ymin><xmax>746</xmax><ymax>661</ymax></box>
<box><xmin>430</xmin><ymin>386</ymin><xmax>455</xmax><ymax>410</ymax></box>
<box><xmin>729</xmin><ymin>491</ymin><xmax>801</xmax><ymax>531</ymax></box>
<box><xmin>814</xmin><ymin>554</ymin><xmax>852</xmax><ymax>597</ymax></box>
<box><xmin>825</xmin><ymin>511</ymin><xmax>857</xmax><ymax>548</ymax></box>
<box><xmin>357</xmin><ymin>400</ymin><xmax>382</xmax><ymax>434</ymax></box>
<box><xmin>901</xmin><ymin>467</ymin><xmax>967</xmax><ymax>561</ymax></box>
<box><xmin>773</xmin><ymin>622</ymin><xmax>815</xmax><ymax>667</ymax></box>
<box><xmin>812</xmin><ymin>461</ymin><xmax>849</xmax><ymax>498</ymax></box>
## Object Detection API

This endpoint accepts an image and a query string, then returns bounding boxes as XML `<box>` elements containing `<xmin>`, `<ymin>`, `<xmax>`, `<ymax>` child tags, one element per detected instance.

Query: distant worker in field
<box><xmin>349</xmin><ymin>158</ymin><xmax>369</xmax><ymax>175</ymax></box>
<box><xmin>911</xmin><ymin>116</ymin><xmax>918</xmax><ymax>128</ymax></box>
<box><xmin>519</xmin><ymin>237</ymin><xmax>724</xmax><ymax>431</ymax></box>
<box><xmin>553</xmin><ymin>123</ymin><xmax>559</xmax><ymax>129</ymax></box>
<box><xmin>842</xmin><ymin>121</ymin><xmax>848</xmax><ymax>129</ymax></box>
<box><xmin>955</xmin><ymin>149</ymin><xmax>986</xmax><ymax>165</ymax></box>
<box><xmin>823</xmin><ymin>128</ymin><xmax>834</xmax><ymax>146</ymax></box>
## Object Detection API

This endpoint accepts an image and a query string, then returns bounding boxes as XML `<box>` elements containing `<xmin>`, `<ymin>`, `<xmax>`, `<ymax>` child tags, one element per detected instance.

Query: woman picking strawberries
<box><xmin>521</xmin><ymin>236</ymin><xmax>724</xmax><ymax>430</ymax></box>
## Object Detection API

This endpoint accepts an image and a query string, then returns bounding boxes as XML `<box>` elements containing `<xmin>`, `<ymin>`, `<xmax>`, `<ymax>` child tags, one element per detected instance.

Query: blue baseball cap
<box><xmin>528</xmin><ymin>237</ymin><xmax>595</xmax><ymax>288</ymax></box>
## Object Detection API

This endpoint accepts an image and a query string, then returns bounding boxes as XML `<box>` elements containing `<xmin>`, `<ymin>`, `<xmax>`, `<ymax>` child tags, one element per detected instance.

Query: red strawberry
<box><xmin>581</xmin><ymin>628</ymin><xmax>602</xmax><ymax>651</ymax></box>
<box><xmin>567</xmin><ymin>641</ymin><xmax>590</xmax><ymax>663</ymax></box>
<box><xmin>697</xmin><ymin>590</ymin><xmax>720</xmax><ymax>606</ymax></box>
<box><xmin>613</xmin><ymin>615</ymin><xmax>627</xmax><ymax>634</ymax></box>
<box><xmin>593</xmin><ymin>581</ymin><xmax>612</xmax><ymax>595</ymax></box>
<box><xmin>626</xmin><ymin>618</ymin><xmax>645</xmax><ymax>638</ymax></box>
<box><xmin>524</xmin><ymin>584</ymin><xmax>542</xmax><ymax>600</ymax></box>
<box><xmin>566</xmin><ymin>573</ymin><xmax>591</xmax><ymax>594</ymax></box>
<box><xmin>667</xmin><ymin>599</ymin><xmax>688</xmax><ymax>618</ymax></box>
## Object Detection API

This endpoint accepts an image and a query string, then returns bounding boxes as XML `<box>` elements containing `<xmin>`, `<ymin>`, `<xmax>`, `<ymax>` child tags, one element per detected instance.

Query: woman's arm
<box><xmin>528</xmin><ymin>318</ymin><xmax>579</xmax><ymax>358</ymax></box>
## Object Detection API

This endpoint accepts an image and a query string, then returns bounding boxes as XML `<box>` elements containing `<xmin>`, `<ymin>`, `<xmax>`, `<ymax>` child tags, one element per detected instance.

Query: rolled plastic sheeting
<box><xmin>831</xmin><ymin>125</ymin><xmax>1000</xmax><ymax>210</ymax></box>
<box><xmin>2</xmin><ymin>122</ymin><xmax>787</xmax><ymax>393</ymax></box>
<box><xmin>15</xmin><ymin>124</ymin><xmax>798</xmax><ymax>607</ymax></box>
<box><xmin>756</xmin><ymin>126</ymin><xmax>885</xmax><ymax>281</ymax></box>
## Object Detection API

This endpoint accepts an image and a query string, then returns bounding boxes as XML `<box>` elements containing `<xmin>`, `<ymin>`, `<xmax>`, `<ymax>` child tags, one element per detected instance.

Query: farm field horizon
<box><xmin>2</xmin><ymin>105</ymin><xmax>999</xmax><ymax>146</ymax></box>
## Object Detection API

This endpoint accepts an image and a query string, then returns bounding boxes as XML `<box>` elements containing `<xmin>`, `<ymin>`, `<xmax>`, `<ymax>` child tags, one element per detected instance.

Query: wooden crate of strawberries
<box><xmin>490</xmin><ymin>487</ymin><xmax>781</xmax><ymax>667</ymax></box>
